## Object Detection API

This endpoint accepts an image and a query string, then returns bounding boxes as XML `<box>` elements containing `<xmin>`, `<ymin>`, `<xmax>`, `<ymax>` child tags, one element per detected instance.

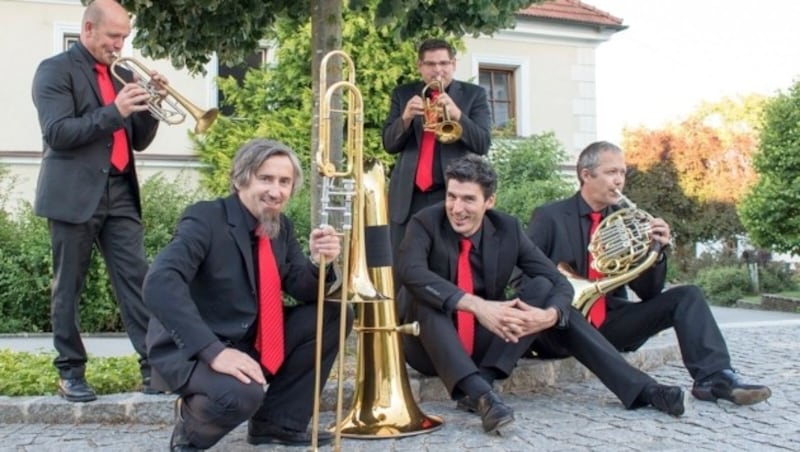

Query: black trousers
<box><xmin>530</xmin><ymin>310</ymin><xmax>656</xmax><ymax>408</ymax></box>
<box><xmin>403</xmin><ymin>300</ymin><xmax>535</xmax><ymax>399</ymax></box>
<box><xmin>48</xmin><ymin>174</ymin><xmax>150</xmax><ymax>379</ymax></box>
<box><xmin>177</xmin><ymin>302</ymin><xmax>352</xmax><ymax>449</ymax></box>
<box><xmin>599</xmin><ymin>285</ymin><xmax>731</xmax><ymax>381</ymax></box>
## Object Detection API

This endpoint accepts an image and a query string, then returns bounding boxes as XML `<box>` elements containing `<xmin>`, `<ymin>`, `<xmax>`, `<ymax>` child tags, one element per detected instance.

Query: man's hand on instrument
<box><xmin>114</xmin><ymin>83</ymin><xmax>151</xmax><ymax>118</ymax></box>
<box><xmin>402</xmin><ymin>95</ymin><xmax>425</xmax><ymax>124</ymax></box>
<box><xmin>209</xmin><ymin>348</ymin><xmax>266</xmax><ymax>385</ymax></box>
<box><xmin>650</xmin><ymin>217</ymin><xmax>672</xmax><ymax>247</ymax></box>
<box><xmin>147</xmin><ymin>71</ymin><xmax>169</xmax><ymax>100</ymax></box>
<box><xmin>434</xmin><ymin>92</ymin><xmax>461</xmax><ymax>121</ymax></box>
<box><xmin>309</xmin><ymin>225</ymin><xmax>340</xmax><ymax>265</ymax></box>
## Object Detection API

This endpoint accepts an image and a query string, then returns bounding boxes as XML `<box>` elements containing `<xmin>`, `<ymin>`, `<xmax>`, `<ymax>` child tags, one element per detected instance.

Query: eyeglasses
<box><xmin>421</xmin><ymin>60</ymin><xmax>453</xmax><ymax>68</ymax></box>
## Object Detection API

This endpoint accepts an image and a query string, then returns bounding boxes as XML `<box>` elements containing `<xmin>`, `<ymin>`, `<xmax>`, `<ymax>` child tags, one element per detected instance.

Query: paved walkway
<box><xmin>1</xmin><ymin>307</ymin><xmax>799</xmax><ymax>451</ymax></box>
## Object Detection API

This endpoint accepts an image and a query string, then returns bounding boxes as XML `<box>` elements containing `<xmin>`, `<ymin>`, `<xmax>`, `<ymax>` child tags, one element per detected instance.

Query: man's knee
<box><xmin>667</xmin><ymin>284</ymin><xmax>707</xmax><ymax>307</ymax></box>
<box><xmin>201</xmin><ymin>381</ymin><xmax>264</xmax><ymax>425</ymax></box>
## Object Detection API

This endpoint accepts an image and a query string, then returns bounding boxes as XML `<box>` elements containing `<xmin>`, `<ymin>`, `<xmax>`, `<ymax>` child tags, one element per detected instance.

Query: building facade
<box><xmin>0</xmin><ymin>0</ymin><xmax>624</xmax><ymax>207</ymax></box>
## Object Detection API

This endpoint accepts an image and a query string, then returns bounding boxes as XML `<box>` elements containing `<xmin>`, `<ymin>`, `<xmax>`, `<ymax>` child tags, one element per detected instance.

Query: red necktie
<box><xmin>95</xmin><ymin>63</ymin><xmax>130</xmax><ymax>171</ymax></box>
<box><xmin>415</xmin><ymin>90</ymin><xmax>439</xmax><ymax>192</ymax></box>
<box><xmin>255</xmin><ymin>231</ymin><xmax>285</xmax><ymax>374</ymax></box>
<box><xmin>456</xmin><ymin>237</ymin><xmax>475</xmax><ymax>355</ymax></box>
<box><xmin>587</xmin><ymin>212</ymin><xmax>607</xmax><ymax>328</ymax></box>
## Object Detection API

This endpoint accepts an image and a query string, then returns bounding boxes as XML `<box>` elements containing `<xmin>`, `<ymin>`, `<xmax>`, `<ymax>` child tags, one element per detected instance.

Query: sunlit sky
<box><xmin>588</xmin><ymin>0</ymin><xmax>800</xmax><ymax>143</ymax></box>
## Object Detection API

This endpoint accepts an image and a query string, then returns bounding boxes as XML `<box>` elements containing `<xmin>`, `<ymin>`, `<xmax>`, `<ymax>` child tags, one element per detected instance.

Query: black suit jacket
<box><xmin>397</xmin><ymin>202</ymin><xmax>572</xmax><ymax>320</ymax></box>
<box><xmin>144</xmin><ymin>195</ymin><xmax>332</xmax><ymax>390</ymax></box>
<box><xmin>526</xmin><ymin>192</ymin><xmax>667</xmax><ymax>310</ymax></box>
<box><xmin>382</xmin><ymin>80</ymin><xmax>491</xmax><ymax>225</ymax></box>
<box><xmin>31</xmin><ymin>42</ymin><xmax>159</xmax><ymax>224</ymax></box>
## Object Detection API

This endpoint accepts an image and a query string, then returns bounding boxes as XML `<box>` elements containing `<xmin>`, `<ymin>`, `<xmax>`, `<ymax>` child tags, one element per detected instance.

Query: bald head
<box><xmin>82</xmin><ymin>0</ymin><xmax>128</xmax><ymax>28</ymax></box>
<box><xmin>80</xmin><ymin>0</ymin><xmax>132</xmax><ymax>65</ymax></box>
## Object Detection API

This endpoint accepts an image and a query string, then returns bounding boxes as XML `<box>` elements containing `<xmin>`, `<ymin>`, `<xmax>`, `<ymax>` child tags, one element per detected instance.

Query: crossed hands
<box><xmin>459</xmin><ymin>295</ymin><xmax>559</xmax><ymax>343</ymax></box>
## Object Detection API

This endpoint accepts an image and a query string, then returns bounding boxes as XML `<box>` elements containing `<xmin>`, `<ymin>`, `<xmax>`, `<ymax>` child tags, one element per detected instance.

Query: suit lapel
<box><xmin>564</xmin><ymin>194</ymin><xmax>586</xmax><ymax>275</ymax></box>
<box><xmin>481</xmin><ymin>217</ymin><xmax>499</xmax><ymax>299</ymax></box>
<box><xmin>71</xmin><ymin>46</ymin><xmax>104</xmax><ymax>106</ymax></box>
<box><xmin>224</xmin><ymin>196</ymin><xmax>257</xmax><ymax>292</ymax></box>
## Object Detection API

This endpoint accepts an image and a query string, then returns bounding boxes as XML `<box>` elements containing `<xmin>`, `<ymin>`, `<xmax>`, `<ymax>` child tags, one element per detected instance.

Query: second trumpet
<box><xmin>421</xmin><ymin>79</ymin><xmax>462</xmax><ymax>144</ymax></box>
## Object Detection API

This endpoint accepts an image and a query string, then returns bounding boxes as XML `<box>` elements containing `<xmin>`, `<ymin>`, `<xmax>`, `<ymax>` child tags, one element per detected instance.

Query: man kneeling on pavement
<box><xmin>144</xmin><ymin>139</ymin><xmax>352</xmax><ymax>450</ymax></box>
<box><xmin>397</xmin><ymin>154</ymin><xmax>686</xmax><ymax>436</ymax></box>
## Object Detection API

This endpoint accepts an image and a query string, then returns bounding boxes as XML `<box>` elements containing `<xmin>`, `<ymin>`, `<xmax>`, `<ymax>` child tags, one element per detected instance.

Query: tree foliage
<box><xmin>489</xmin><ymin>132</ymin><xmax>574</xmax><ymax>225</ymax></box>
<box><xmin>192</xmin><ymin>8</ymin><xmax>447</xmax><ymax>196</ymax></box>
<box><xmin>739</xmin><ymin>81</ymin><xmax>800</xmax><ymax>254</ymax></box>
<box><xmin>621</xmin><ymin>95</ymin><xmax>765</xmax><ymax>251</ymax></box>
<box><xmin>107</xmin><ymin>0</ymin><xmax>536</xmax><ymax>74</ymax></box>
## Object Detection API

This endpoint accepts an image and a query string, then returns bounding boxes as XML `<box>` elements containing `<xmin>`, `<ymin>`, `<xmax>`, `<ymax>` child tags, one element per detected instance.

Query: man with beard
<box><xmin>144</xmin><ymin>138</ymin><xmax>352</xmax><ymax>450</ymax></box>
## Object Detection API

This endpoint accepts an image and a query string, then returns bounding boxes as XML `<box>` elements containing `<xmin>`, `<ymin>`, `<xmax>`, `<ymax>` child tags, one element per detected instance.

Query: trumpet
<box><xmin>421</xmin><ymin>79</ymin><xmax>462</xmax><ymax>144</ymax></box>
<box><xmin>110</xmin><ymin>54</ymin><xmax>218</xmax><ymax>133</ymax></box>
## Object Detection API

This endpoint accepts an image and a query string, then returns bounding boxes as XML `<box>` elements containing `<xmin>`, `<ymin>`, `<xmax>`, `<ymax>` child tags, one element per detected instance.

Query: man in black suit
<box><xmin>383</xmin><ymin>38</ymin><xmax>491</xmax><ymax>310</ymax></box>
<box><xmin>31</xmin><ymin>0</ymin><xmax>166</xmax><ymax>402</ymax></box>
<box><xmin>527</xmin><ymin>140</ymin><xmax>771</xmax><ymax>407</ymax></box>
<box><xmin>144</xmin><ymin>139</ymin><xmax>351</xmax><ymax>450</ymax></box>
<box><xmin>397</xmin><ymin>155</ymin><xmax>687</xmax><ymax>436</ymax></box>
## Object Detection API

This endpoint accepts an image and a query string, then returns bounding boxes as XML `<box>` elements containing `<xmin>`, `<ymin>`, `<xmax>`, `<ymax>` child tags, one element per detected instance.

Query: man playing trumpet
<box><xmin>31</xmin><ymin>0</ymin><xmax>168</xmax><ymax>401</ymax></box>
<box><xmin>526</xmin><ymin>140</ymin><xmax>771</xmax><ymax>407</ymax></box>
<box><xmin>382</xmin><ymin>38</ymin><xmax>492</xmax><ymax>317</ymax></box>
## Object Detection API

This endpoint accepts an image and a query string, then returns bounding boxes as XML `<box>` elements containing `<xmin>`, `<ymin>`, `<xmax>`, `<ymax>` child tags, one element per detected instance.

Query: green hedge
<box><xmin>694</xmin><ymin>262</ymin><xmax>797</xmax><ymax>306</ymax></box>
<box><xmin>0</xmin><ymin>349</ymin><xmax>140</xmax><ymax>396</ymax></box>
<box><xmin>0</xmin><ymin>172</ymin><xmax>205</xmax><ymax>333</ymax></box>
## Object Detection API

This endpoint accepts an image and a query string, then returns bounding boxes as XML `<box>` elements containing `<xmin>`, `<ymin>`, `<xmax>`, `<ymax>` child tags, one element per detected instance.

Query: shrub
<box><xmin>693</xmin><ymin>265</ymin><xmax>751</xmax><ymax>305</ymax></box>
<box><xmin>0</xmin><ymin>349</ymin><xmax>140</xmax><ymax>396</ymax></box>
<box><xmin>489</xmin><ymin>132</ymin><xmax>574</xmax><ymax>225</ymax></box>
<box><xmin>0</xmin><ymin>173</ymin><xmax>204</xmax><ymax>333</ymax></box>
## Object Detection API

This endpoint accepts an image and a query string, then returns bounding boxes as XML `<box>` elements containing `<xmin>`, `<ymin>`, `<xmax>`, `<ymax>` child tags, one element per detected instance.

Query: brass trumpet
<box><xmin>421</xmin><ymin>79</ymin><xmax>462</xmax><ymax>144</ymax></box>
<box><xmin>110</xmin><ymin>54</ymin><xmax>218</xmax><ymax>133</ymax></box>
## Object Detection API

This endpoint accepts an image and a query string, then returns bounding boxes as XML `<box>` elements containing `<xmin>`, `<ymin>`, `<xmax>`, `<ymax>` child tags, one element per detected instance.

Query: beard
<box><xmin>257</xmin><ymin>210</ymin><xmax>281</xmax><ymax>239</ymax></box>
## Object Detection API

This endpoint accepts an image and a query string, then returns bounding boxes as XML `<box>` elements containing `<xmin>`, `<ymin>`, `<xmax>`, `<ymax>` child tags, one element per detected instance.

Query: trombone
<box><xmin>110</xmin><ymin>54</ymin><xmax>219</xmax><ymax>133</ymax></box>
<box><xmin>311</xmin><ymin>50</ymin><xmax>443</xmax><ymax>452</ymax></box>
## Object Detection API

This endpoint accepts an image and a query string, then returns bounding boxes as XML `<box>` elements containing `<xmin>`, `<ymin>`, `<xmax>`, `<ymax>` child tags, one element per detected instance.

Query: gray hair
<box><xmin>229</xmin><ymin>138</ymin><xmax>304</xmax><ymax>194</ymax></box>
<box><xmin>576</xmin><ymin>141</ymin><xmax>622</xmax><ymax>186</ymax></box>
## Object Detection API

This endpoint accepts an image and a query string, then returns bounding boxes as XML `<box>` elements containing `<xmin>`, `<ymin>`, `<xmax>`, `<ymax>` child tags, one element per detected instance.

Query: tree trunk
<box><xmin>310</xmin><ymin>0</ymin><xmax>343</xmax><ymax>228</ymax></box>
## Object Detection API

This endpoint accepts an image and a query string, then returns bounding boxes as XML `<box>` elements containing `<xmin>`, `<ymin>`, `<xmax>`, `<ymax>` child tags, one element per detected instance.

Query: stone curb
<box><xmin>0</xmin><ymin>341</ymin><xmax>679</xmax><ymax>425</ymax></box>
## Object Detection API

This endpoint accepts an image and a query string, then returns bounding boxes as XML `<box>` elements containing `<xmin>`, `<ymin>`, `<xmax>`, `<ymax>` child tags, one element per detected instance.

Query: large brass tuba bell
<box><xmin>559</xmin><ymin>190</ymin><xmax>663</xmax><ymax>317</ymax></box>
<box><xmin>310</xmin><ymin>51</ymin><xmax>442</xmax><ymax>451</ymax></box>
<box><xmin>110</xmin><ymin>54</ymin><xmax>219</xmax><ymax>133</ymax></box>
<box><xmin>422</xmin><ymin>79</ymin><xmax>463</xmax><ymax>144</ymax></box>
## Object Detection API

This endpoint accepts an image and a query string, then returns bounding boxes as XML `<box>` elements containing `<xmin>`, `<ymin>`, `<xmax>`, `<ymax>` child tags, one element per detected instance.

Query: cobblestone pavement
<box><xmin>1</xmin><ymin>321</ymin><xmax>797</xmax><ymax>451</ymax></box>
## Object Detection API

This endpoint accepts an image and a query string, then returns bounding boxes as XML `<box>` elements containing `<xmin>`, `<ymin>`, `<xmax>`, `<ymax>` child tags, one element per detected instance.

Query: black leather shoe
<box><xmin>170</xmin><ymin>397</ymin><xmax>202</xmax><ymax>451</ymax></box>
<box><xmin>475</xmin><ymin>391</ymin><xmax>514</xmax><ymax>434</ymax></box>
<box><xmin>642</xmin><ymin>384</ymin><xmax>685</xmax><ymax>416</ymax></box>
<box><xmin>456</xmin><ymin>394</ymin><xmax>478</xmax><ymax>413</ymax></box>
<box><xmin>57</xmin><ymin>378</ymin><xmax>97</xmax><ymax>403</ymax></box>
<box><xmin>247</xmin><ymin>420</ymin><xmax>333</xmax><ymax>446</ymax></box>
<box><xmin>692</xmin><ymin>369</ymin><xmax>771</xmax><ymax>405</ymax></box>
